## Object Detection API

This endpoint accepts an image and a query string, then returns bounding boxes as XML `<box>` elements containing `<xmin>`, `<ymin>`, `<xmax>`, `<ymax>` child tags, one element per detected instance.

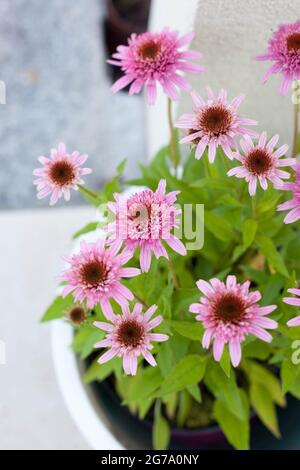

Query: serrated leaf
<box><xmin>41</xmin><ymin>294</ymin><xmax>74</xmax><ymax>322</ymax></box>
<box><xmin>219</xmin><ymin>347</ymin><xmax>231</xmax><ymax>377</ymax></box>
<box><xmin>154</xmin><ymin>355</ymin><xmax>207</xmax><ymax>397</ymax></box>
<box><xmin>71</xmin><ymin>325</ymin><xmax>104</xmax><ymax>359</ymax></box>
<box><xmin>187</xmin><ymin>384</ymin><xmax>202</xmax><ymax>403</ymax></box>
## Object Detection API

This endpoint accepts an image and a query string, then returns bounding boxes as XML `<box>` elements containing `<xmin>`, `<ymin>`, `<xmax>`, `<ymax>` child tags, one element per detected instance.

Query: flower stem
<box><xmin>251</xmin><ymin>195</ymin><xmax>257</xmax><ymax>219</ymax></box>
<box><xmin>292</xmin><ymin>87</ymin><xmax>299</xmax><ymax>157</ymax></box>
<box><xmin>168</xmin><ymin>258</ymin><xmax>180</xmax><ymax>289</ymax></box>
<box><xmin>78</xmin><ymin>184</ymin><xmax>99</xmax><ymax>199</ymax></box>
<box><xmin>167</xmin><ymin>98</ymin><xmax>179</xmax><ymax>175</ymax></box>
<box><xmin>134</xmin><ymin>292</ymin><xmax>148</xmax><ymax>308</ymax></box>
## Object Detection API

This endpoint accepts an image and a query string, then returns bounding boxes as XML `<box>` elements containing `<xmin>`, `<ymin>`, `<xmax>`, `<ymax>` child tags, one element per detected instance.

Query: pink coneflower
<box><xmin>277</xmin><ymin>161</ymin><xmax>300</xmax><ymax>223</ymax></box>
<box><xmin>189</xmin><ymin>275</ymin><xmax>278</xmax><ymax>367</ymax></box>
<box><xmin>176</xmin><ymin>88</ymin><xmax>257</xmax><ymax>162</ymax></box>
<box><xmin>227</xmin><ymin>132</ymin><xmax>294</xmax><ymax>196</ymax></box>
<box><xmin>283</xmin><ymin>288</ymin><xmax>300</xmax><ymax>327</ymax></box>
<box><xmin>33</xmin><ymin>143</ymin><xmax>92</xmax><ymax>205</ymax></box>
<box><xmin>108</xmin><ymin>29</ymin><xmax>204</xmax><ymax>104</ymax></box>
<box><xmin>60</xmin><ymin>239</ymin><xmax>140</xmax><ymax>320</ymax></box>
<box><xmin>94</xmin><ymin>303</ymin><xmax>169</xmax><ymax>375</ymax></box>
<box><xmin>256</xmin><ymin>20</ymin><xmax>300</xmax><ymax>95</ymax></box>
<box><xmin>106</xmin><ymin>179</ymin><xmax>186</xmax><ymax>272</ymax></box>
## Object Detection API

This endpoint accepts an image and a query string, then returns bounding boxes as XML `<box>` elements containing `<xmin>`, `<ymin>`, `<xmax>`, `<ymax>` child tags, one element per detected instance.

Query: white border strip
<box><xmin>51</xmin><ymin>320</ymin><xmax>123</xmax><ymax>450</ymax></box>
<box><xmin>145</xmin><ymin>0</ymin><xmax>199</xmax><ymax>159</ymax></box>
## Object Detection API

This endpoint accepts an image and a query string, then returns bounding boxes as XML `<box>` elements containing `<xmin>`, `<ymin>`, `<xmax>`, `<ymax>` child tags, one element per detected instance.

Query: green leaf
<box><xmin>124</xmin><ymin>367</ymin><xmax>163</xmax><ymax>404</ymax></box>
<box><xmin>168</xmin><ymin>320</ymin><xmax>204</xmax><ymax>341</ymax></box>
<box><xmin>243</xmin><ymin>219</ymin><xmax>258</xmax><ymax>248</ymax></box>
<box><xmin>281</xmin><ymin>359</ymin><xmax>300</xmax><ymax>394</ymax></box>
<box><xmin>83</xmin><ymin>357</ymin><xmax>121</xmax><ymax>383</ymax></box>
<box><xmin>243</xmin><ymin>341</ymin><xmax>271</xmax><ymax>360</ymax></box>
<box><xmin>249</xmin><ymin>382</ymin><xmax>280</xmax><ymax>438</ymax></box>
<box><xmin>154</xmin><ymin>355</ymin><xmax>207</xmax><ymax>397</ymax></box>
<box><xmin>187</xmin><ymin>384</ymin><xmax>202</xmax><ymax>403</ymax></box>
<box><xmin>256</xmin><ymin>235</ymin><xmax>289</xmax><ymax>277</ymax></box>
<box><xmin>205</xmin><ymin>211</ymin><xmax>233</xmax><ymax>242</ymax></box>
<box><xmin>214</xmin><ymin>390</ymin><xmax>250</xmax><ymax>450</ymax></box>
<box><xmin>205</xmin><ymin>362</ymin><xmax>246</xmax><ymax>420</ymax></box>
<box><xmin>153</xmin><ymin>401</ymin><xmax>170</xmax><ymax>450</ymax></box>
<box><xmin>219</xmin><ymin>348</ymin><xmax>231</xmax><ymax>377</ymax></box>
<box><xmin>156</xmin><ymin>341</ymin><xmax>174</xmax><ymax>377</ymax></box>
<box><xmin>72</xmin><ymin>222</ymin><xmax>99</xmax><ymax>239</ymax></box>
<box><xmin>41</xmin><ymin>294</ymin><xmax>74</xmax><ymax>322</ymax></box>
<box><xmin>117</xmin><ymin>158</ymin><xmax>127</xmax><ymax>175</ymax></box>
<box><xmin>177</xmin><ymin>390</ymin><xmax>192</xmax><ymax>427</ymax></box>
<box><xmin>71</xmin><ymin>326</ymin><xmax>104</xmax><ymax>359</ymax></box>
<box><xmin>244</xmin><ymin>360</ymin><xmax>285</xmax><ymax>406</ymax></box>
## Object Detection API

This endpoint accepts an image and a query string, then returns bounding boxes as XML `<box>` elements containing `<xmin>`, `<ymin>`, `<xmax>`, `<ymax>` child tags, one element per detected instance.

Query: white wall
<box><xmin>147</xmin><ymin>0</ymin><xmax>300</xmax><ymax>157</ymax></box>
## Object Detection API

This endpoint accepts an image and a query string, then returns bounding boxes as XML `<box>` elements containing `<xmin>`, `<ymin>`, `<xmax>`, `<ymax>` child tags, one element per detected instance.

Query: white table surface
<box><xmin>0</xmin><ymin>206</ymin><xmax>96</xmax><ymax>450</ymax></box>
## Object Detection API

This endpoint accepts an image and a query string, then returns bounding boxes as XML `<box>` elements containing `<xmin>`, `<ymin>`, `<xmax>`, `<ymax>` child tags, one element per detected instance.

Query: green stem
<box><xmin>133</xmin><ymin>292</ymin><xmax>148</xmax><ymax>308</ymax></box>
<box><xmin>292</xmin><ymin>92</ymin><xmax>299</xmax><ymax>158</ymax></box>
<box><xmin>167</xmin><ymin>98</ymin><xmax>178</xmax><ymax>175</ymax></box>
<box><xmin>251</xmin><ymin>195</ymin><xmax>257</xmax><ymax>220</ymax></box>
<box><xmin>78</xmin><ymin>184</ymin><xmax>99</xmax><ymax>199</ymax></box>
<box><xmin>168</xmin><ymin>258</ymin><xmax>180</xmax><ymax>289</ymax></box>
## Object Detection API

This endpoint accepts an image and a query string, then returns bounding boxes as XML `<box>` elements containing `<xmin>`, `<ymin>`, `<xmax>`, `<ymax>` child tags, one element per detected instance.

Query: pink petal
<box><xmin>229</xmin><ymin>340</ymin><xmax>242</xmax><ymax>367</ymax></box>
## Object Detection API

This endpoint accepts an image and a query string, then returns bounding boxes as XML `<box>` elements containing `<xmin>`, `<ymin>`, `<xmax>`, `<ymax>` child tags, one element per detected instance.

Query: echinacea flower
<box><xmin>106</xmin><ymin>179</ymin><xmax>186</xmax><ymax>272</ymax></box>
<box><xmin>283</xmin><ymin>288</ymin><xmax>300</xmax><ymax>327</ymax></box>
<box><xmin>277</xmin><ymin>161</ymin><xmax>300</xmax><ymax>223</ymax></box>
<box><xmin>60</xmin><ymin>239</ymin><xmax>140</xmax><ymax>320</ymax></box>
<box><xmin>33</xmin><ymin>143</ymin><xmax>92</xmax><ymax>205</ymax></box>
<box><xmin>256</xmin><ymin>20</ymin><xmax>300</xmax><ymax>95</ymax></box>
<box><xmin>176</xmin><ymin>88</ymin><xmax>257</xmax><ymax>162</ymax></box>
<box><xmin>227</xmin><ymin>132</ymin><xmax>294</xmax><ymax>196</ymax></box>
<box><xmin>108</xmin><ymin>29</ymin><xmax>204</xmax><ymax>104</ymax></box>
<box><xmin>66</xmin><ymin>305</ymin><xmax>87</xmax><ymax>325</ymax></box>
<box><xmin>94</xmin><ymin>303</ymin><xmax>169</xmax><ymax>375</ymax></box>
<box><xmin>189</xmin><ymin>275</ymin><xmax>278</xmax><ymax>367</ymax></box>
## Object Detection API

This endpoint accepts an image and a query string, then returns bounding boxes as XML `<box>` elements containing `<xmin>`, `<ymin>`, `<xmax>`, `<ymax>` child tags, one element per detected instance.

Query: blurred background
<box><xmin>0</xmin><ymin>0</ymin><xmax>152</xmax><ymax>450</ymax></box>
<box><xmin>0</xmin><ymin>0</ymin><xmax>151</xmax><ymax>210</ymax></box>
